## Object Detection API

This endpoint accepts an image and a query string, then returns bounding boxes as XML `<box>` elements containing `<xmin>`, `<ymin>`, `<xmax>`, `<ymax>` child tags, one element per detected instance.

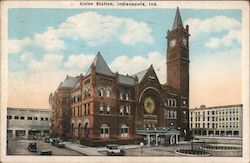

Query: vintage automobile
<box><xmin>44</xmin><ymin>136</ymin><xmax>50</xmax><ymax>143</ymax></box>
<box><xmin>51</xmin><ymin>138</ymin><xmax>60</xmax><ymax>146</ymax></box>
<box><xmin>27</xmin><ymin>142</ymin><xmax>37</xmax><ymax>152</ymax></box>
<box><xmin>55</xmin><ymin>141</ymin><xmax>65</xmax><ymax>148</ymax></box>
<box><xmin>40</xmin><ymin>150</ymin><xmax>52</xmax><ymax>155</ymax></box>
<box><xmin>106</xmin><ymin>144</ymin><xmax>125</xmax><ymax>156</ymax></box>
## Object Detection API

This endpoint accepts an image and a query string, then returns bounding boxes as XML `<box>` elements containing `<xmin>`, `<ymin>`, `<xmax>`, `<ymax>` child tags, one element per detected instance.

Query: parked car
<box><xmin>106</xmin><ymin>144</ymin><xmax>125</xmax><ymax>156</ymax></box>
<box><xmin>44</xmin><ymin>136</ymin><xmax>50</xmax><ymax>143</ymax></box>
<box><xmin>27</xmin><ymin>143</ymin><xmax>37</xmax><ymax>152</ymax></box>
<box><xmin>55</xmin><ymin>141</ymin><xmax>65</xmax><ymax>148</ymax></box>
<box><xmin>40</xmin><ymin>150</ymin><xmax>52</xmax><ymax>155</ymax></box>
<box><xmin>51</xmin><ymin>138</ymin><xmax>60</xmax><ymax>146</ymax></box>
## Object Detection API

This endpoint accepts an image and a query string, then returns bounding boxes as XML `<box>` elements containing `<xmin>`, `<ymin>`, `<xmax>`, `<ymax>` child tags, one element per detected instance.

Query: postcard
<box><xmin>0</xmin><ymin>1</ymin><xmax>249</xmax><ymax>163</ymax></box>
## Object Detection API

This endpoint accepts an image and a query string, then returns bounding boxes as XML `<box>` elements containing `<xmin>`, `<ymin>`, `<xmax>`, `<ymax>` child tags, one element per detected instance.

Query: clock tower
<box><xmin>167</xmin><ymin>7</ymin><xmax>190</xmax><ymax>140</ymax></box>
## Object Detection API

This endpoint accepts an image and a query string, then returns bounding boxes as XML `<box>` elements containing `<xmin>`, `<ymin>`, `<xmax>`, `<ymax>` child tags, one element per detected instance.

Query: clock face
<box><xmin>182</xmin><ymin>38</ymin><xmax>187</xmax><ymax>46</ymax></box>
<box><xmin>170</xmin><ymin>39</ymin><xmax>176</xmax><ymax>48</ymax></box>
<box><xmin>144</xmin><ymin>97</ymin><xmax>155</xmax><ymax>114</ymax></box>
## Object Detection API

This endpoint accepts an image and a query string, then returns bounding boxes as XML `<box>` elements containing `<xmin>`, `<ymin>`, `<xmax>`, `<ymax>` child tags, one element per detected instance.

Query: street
<box><xmin>7</xmin><ymin>138</ymin><xmax>84</xmax><ymax>156</ymax></box>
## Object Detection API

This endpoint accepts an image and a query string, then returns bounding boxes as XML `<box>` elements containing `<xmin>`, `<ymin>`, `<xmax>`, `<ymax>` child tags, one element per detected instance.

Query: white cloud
<box><xmin>34</xmin><ymin>27</ymin><xmax>65</xmax><ymax>52</ymax></box>
<box><xmin>8</xmin><ymin>37</ymin><xmax>31</xmax><ymax>54</ymax></box>
<box><xmin>9</xmin><ymin>12</ymin><xmax>153</xmax><ymax>57</ymax></box>
<box><xmin>29</xmin><ymin>53</ymin><xmax>63</xmax><ymax>71</ymax></box>
<box><xmin>64</xmin><ymin>54</ymin><xmax>95</xmax><ymax>70</ymax></box>
<box><xmin>58</xmin><ymin>11</ymin><xmax>153</xmax><ymax>46</ymax></box>
<box><xmin>20</xmin><ymin>51</ymin><xmax>33</xmax><ymax>61</ymax></box>
<box><xmin>205</xmin><ymin>30</ymin><xmax>241</xmax><ymax>48</ymax></box>
<box><xmin>109</xmin><ymin>52</ymin><xmax>166</xmax><ymax>83</ymax></box>
<box><xmin>184</xmin><ymin>16</ymin><xmax>241</xmax><ymax>38</ymax></box>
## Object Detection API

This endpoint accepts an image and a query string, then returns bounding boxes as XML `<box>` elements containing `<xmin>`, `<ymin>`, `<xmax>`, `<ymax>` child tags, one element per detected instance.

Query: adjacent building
<box><xmin>189</xmin><ymin>104</ymin><xmax>243</xmax><ymax>137</ymax></box>
<box><xmin>7</xmin><ymin>107</ymin><xmax>51</xmax><ymax>139</ymax></box>
<box><xmin>49</xmin><ymin>7</ymin><xmax>191</xmax><ymax>146</ymax></box>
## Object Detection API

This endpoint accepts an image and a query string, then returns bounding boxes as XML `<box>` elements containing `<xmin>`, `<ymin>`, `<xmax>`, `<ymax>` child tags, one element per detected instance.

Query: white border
<box><xmin>1</xmin><ymin>1</ymin><xmax>249</xmax><ymax>163</ymax></box>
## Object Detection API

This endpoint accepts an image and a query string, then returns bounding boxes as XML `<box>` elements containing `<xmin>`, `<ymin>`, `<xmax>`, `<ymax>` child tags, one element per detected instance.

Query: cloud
<box><xmin>34</xmin><ymin>27</ymin><xmax>65</xmax><ymax>52</ymax></box>
<box><xmin>184</xmin><ymin>16</ymin><xmax>241</xmax><ymax>38</ymax></box>
<box><xmin>8</xmin><ymin>37</ymin><xmax>31</xmax><ymax>54</ymax></box>
<box><xmin>64</xmin><ymin>54</ymin><xmax>95</xmax><ymax>70</ymax></box>
<box><xmin>109</xmin><ymin>52</ymin><xmax>165</xmax><ymax>83</ymax></box>
<box><xmin>205</xmin><ymin>30</ymin><xmax>241</xmax><ymax>48</ymax></box>
<box><xmin>20</xmin><ymin>51</ymin><xmax>33</xmax><ymax>61</ymax></box>
<box><xmin>29</xmin><ymin>53</ymin><xmax>63</xmax><ymax>71</ymax></box>
<box><xmin>58</xmin><ymin>11</ymin><xmax>153</xmax><ymax>46</ymax></box>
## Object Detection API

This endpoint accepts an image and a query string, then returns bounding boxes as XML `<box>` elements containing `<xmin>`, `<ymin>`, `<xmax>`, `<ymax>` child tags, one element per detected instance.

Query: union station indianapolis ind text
<box><xmin>49</xmin><ymin>8</ymin><xmax>191</xmax><ymax>146</ymax></box>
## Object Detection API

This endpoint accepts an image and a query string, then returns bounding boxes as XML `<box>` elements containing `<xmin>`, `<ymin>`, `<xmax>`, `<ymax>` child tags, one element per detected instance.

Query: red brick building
<box><xmin>49</xmin><ymin>8</ymin><xmax>190</xmax><ymax>146</ymax></box>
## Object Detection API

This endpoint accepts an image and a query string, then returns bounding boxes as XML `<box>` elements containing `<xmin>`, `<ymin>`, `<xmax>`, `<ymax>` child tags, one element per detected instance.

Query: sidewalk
<box><xmin>64</xmin><ymin>141</ymin><xmax>104</xmax><ymax>156</ymax></box>
<box><xmin>64</xmin><ymin>142</ymin><xmax>141</xmax><ymax>156</ymax></box>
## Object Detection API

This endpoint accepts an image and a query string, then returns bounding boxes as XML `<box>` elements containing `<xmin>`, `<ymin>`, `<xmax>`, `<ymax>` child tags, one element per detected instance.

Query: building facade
<box><xmin>189</xmin><ymin>104</ymin><xmax>243</xmax><ymax>137</ymax></box>
<box><xmin>49</xmin><ymin>8</ymin><xmax>190</xmax><ymax>146</ymax></box>
<box><xmin>7</xmin><ymin>107</ymin><xmax>51</xmax><ymax>139</ymax></box>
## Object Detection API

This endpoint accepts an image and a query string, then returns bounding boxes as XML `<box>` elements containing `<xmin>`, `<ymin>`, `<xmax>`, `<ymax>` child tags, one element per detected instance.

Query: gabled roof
<box><xmin>118</xmin><ymin>74</ymin><xmax>134</xmax><ymax>85</ymax></box>
<box><xmin>86</xmin><ymin>52</ymin><xmax>113</xmax><ymax>76</ymax></box>
<box><xmin>172</xmin><ymin>7</ymin><xmax>183</xmax><ymax>30</ymax></box>
<box><xmin>58</xmin><ymin>75</ymin><xmax>80</xmax><ymax>90</ymax></box>
<box><xmin>132</xmin><ymin>68</ymin><xmax>149</xmax><ymax>83</ymax></box>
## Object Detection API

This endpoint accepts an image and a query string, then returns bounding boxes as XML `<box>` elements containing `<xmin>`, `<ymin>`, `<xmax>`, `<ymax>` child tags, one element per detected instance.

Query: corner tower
<box><xmin>167</xmin><ymin>7</ymin><xmax>190</xmax><ymax>140</ymax></box>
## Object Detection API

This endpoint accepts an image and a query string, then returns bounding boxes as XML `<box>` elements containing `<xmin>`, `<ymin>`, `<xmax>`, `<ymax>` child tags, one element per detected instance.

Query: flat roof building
<box><xmin>7</xmin><ymin>107</ymin><xmax>51</xmax><ymax>139</ymax></box>
<box><xmin>189</xmin><ymin>104</ymin><xmax>243</xmax><ymax>137</ymax></box>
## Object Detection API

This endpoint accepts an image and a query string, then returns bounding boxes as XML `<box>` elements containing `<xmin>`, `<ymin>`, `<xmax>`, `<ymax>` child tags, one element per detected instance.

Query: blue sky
<box><xmin>8</xmin><ymin>8</ymin><xmax>242</xmax><ymax>108</ymax></box>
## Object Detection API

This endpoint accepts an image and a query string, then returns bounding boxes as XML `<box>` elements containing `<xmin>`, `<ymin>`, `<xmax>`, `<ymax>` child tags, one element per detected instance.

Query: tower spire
<box><xmin>172</xmin><ymin>7</ymin><xmax>183</xmax><ymax>30</ymax></box>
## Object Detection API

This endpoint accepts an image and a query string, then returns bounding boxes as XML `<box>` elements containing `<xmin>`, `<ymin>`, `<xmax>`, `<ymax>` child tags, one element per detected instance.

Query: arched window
<box><xmin>120</xmin><ymin>93</ymin><xmax>123</xmax><ymax>100</ymax></box>
<box><xmin>120</xmin><ymin>106</ymin><xmax>124</xmax><ymax>115</ymax></box>
<box><xmin>121</xmin><ymin>124</ymin><xmax>129</xmax><ymax>137</ymax></box>
<box><xmin>107</xmin><ymin>105</ymin><xmax>110</xmax><ymax>114</ymax></box>
<box><xmin>100</xmin><ymin>104</ymin><xmax>104</xmax><ymax>113</ymax></box>
<box><xmin>99</xmin><ymin>88</ymin><xmax>104</xmax><ymax>96</ymax></box>
<box><xmin>106</xmin><ymin>90</ymin><xmax>111</xmax><ymax>97</ymax></box>
<box><xmin>169</xmin><ymin>99</ymin><xmax>172</xmax><ymax>106</ymax></box>
<box><xmin>125</xmin><ymin>93</ymin><xmax>129</xmax><ymax>100</ymax></box>
<box><xmin>173</xmin><ymin>99</ymin><xmax>176</xmax><ymax>107</ymax></box>
<box><xmin>170</xmin><ymin>110</ymin><xmax>174</xmax><ymax>118</ymax></box>
<box><xmin>126</xmin><ymin>106</ymin><xmax>130</xmax><ymax>116</ymax></box>
<box><xmin>100</xmin><ymin>124</ymin><xmax>110</xmax><ymax>138</ymax></box>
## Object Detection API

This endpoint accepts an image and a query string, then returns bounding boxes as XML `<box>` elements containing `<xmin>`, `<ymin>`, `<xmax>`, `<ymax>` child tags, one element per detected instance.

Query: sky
<box><xmin>8</xmin><ymin>8</ymin><xmax>242</xmax><ymax>109</ymax></box>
